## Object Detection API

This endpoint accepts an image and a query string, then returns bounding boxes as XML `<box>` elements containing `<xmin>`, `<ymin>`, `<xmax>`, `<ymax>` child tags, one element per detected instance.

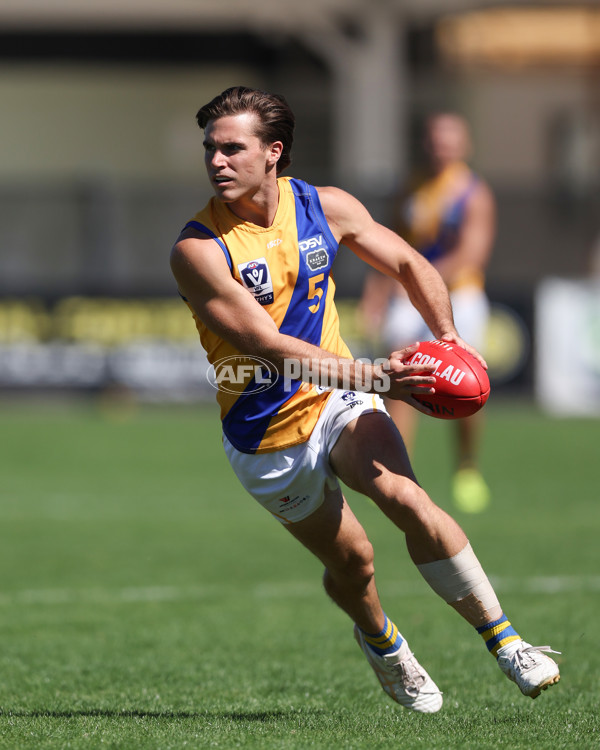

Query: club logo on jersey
<box><xmin>299</xmin><ymin>234</ymin><xmax>329</xmax><ymax>273</ymax></box>
<box><xmin>237</xmin><ymin>258</ymin><xmax>274</xmax><ymax>306</ymax></box>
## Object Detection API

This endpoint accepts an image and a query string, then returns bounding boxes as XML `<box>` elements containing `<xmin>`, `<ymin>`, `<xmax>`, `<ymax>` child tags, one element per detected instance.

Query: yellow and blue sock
<box><xmin>477</xmin><ymin>613</ymin><xmax>521</xmax><ymax>658</ymax></box>
<box><xmin>360</xmin><ymin>613</ymin><xmax>404</xmax><ymax>656</ymax></box>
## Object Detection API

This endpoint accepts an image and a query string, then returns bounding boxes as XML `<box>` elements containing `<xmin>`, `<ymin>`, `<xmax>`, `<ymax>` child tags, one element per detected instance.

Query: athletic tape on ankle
<box><xmin>416</xmin><ymin>543</ymin><xmax>500</xmax><ymax>616</ymax></box>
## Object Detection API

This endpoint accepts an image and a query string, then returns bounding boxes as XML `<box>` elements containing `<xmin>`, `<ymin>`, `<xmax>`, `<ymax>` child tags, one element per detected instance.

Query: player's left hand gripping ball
<box><xmin>404</xmin><ymin>340</ymin><xmax>490</xmax><ymax>419</ymax></box>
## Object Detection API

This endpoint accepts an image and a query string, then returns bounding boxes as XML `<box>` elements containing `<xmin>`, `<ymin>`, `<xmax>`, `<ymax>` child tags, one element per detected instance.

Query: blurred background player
<box><xmin>360</xmin><ymin>112</ymin><xmax>496</xmax><ymax>513</ymax></box>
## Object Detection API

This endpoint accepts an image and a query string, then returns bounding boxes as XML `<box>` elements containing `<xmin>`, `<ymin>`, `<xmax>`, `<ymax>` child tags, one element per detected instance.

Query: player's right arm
<box><xmin>170</xmin><ymin>229</ymin><xmax>282</xmax><ymax>357</ymax></box>
<box><xmin>170</xmin><ymin>229</ymin><xmax>435</xmax><ymax>400</ymax></box>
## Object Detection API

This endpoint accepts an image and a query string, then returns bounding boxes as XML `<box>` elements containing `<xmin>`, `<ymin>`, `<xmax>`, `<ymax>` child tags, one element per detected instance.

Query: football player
<box><xmin>171</xmin><ymin>87</ymin><xmax>560</xmax><ymax>712</ymax></box>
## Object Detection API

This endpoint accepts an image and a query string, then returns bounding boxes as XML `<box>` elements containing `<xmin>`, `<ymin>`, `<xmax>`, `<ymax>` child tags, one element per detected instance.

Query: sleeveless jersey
<box><xmin>181</xmin><ymin>176</ymin><xmax>352</xmax><ymax>454</ymax></box>
<box><xmin>400</xmin><ymin>162</ymin><xmax>483</xmax><ymax>290</ymax></box>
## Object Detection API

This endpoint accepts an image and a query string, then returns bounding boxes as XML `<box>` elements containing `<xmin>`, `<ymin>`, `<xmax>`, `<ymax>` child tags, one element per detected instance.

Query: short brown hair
<box><xmin>196</xmin><ymin>86</ymin><xmax>295</xmax><ymax>174</ymax></box>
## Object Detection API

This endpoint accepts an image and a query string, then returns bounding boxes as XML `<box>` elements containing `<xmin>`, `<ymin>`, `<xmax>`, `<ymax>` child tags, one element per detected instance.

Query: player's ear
<box><xmin>267</xmin><ymin>141</ymin><xmax>283</xmax><ymax>168</ymax></box>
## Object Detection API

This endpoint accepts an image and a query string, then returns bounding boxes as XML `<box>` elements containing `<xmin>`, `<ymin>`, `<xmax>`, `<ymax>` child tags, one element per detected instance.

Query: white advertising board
<box><xmin>536</xmin><ymin>278</ymin><xmax>600</xmax><ymax>416</ymax></box>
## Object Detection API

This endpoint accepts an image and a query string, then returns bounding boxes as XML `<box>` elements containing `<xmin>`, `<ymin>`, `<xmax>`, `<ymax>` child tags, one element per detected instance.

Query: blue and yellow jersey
<box><xmin>180</xmin><ymin>176</ymin><xmax>352</xmax><ymax>454</ymax></box>
<box><xmin>400</xmin><ymin>162</ymin><xmax>483</xmax><ymax>290</ymax></box>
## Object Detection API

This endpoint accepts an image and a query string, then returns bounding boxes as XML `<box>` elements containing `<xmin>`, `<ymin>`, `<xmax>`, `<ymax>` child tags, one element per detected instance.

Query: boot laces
<box><xmin>389</xmin><ymin>652</ymin><xmax>428</xmax><ymax>697</ymax></box>
<box><xmin>513</xmin><ymin>645</ymin><xmax>561</xmax><ymax>671</ymax></box>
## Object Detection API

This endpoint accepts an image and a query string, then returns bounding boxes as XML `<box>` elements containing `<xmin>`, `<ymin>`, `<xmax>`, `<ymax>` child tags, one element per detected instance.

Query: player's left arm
<box><xmin>318</xmin><ymin>185</ymin><xmax>485</xmax><ymax>366</ymax></box>
<box><xmin>434</xmin><ymin>182</ymin><xmax>496</xmax><ymax>286</ymax></box>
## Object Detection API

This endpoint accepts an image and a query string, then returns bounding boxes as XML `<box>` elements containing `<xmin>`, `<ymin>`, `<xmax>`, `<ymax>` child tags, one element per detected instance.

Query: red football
<box><xmin>402</xmin><ymin>340</ymin><xmax>490</xmax><ymax>419</ymax></box>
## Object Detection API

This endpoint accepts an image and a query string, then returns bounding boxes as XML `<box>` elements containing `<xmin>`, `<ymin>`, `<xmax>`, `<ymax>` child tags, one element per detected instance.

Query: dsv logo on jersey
<box><xmin>207</xmin><ymin>355</ymin><xmax>278</xmax><ymax>394</ymax></box>
<box><xmin>299</xmin><ymin>234</ymin><xmax>329</xmax><ymax>272</ymax></box>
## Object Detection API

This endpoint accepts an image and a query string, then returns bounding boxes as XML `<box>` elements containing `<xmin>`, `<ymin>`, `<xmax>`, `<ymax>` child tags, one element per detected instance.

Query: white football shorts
<box><xmin>223</xmin><ymin>389</ymin><xmax>388</xmax><ymax>524</ymax></box>
<box><xmin>381</xmin><ymin>286</ymin><xmax>490</xmax><ymax>353</ymax></box>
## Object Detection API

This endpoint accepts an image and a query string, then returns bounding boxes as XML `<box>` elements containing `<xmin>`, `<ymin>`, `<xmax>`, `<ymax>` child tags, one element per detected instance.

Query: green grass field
<box><xmin>0</xmin><ymin>397</ymin><xmax>598</xmax><ymax>749</ymax></box>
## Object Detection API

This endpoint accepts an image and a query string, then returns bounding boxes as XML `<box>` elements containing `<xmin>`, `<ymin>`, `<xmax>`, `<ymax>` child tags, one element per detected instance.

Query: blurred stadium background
<box><xmin>0</xmin><ymin>0</ymin><xmax>599</xmax><ymax>412</ymax></box>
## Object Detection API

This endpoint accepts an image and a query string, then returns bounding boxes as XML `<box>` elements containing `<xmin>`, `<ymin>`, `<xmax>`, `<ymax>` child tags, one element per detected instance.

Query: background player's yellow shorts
<box><xmin>223</xmin><ymin>389</ymin><xmax>388</xmax><ymax>524</ymax></box>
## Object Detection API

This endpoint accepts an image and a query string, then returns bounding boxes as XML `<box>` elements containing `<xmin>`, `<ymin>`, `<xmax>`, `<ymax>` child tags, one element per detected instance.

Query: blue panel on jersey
<box><xmin>222</xmin><ymin>376</ymin><xmax>302</xmax><ymax>453</ymax></box>
<box><xmin>421</xmin><ymin>177</ymin><xmax>479</xmax><ymax>263</ymax></box>
<box><xmin>280</xmin><ymin>179</ymin><xmax>339</xmax><ymax>344</ymax></box>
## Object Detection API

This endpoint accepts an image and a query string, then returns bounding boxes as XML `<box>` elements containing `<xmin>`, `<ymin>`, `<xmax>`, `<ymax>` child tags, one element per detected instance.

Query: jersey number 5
<box><xmin>307</xmin><ymin>273</ymin><xmax>325</xmax><ymax>313</ymax></box>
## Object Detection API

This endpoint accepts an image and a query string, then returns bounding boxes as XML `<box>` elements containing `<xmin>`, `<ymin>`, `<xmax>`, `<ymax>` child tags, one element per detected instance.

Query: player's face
<box><xmin>203</xmin><ymin>113</ymin><xmax>280</xmax><ymax>203</ymax></box>
<box><xmin>424</xmin><ymin>115</ymin><xmax>470</xmax><ymax>168</ymax></box>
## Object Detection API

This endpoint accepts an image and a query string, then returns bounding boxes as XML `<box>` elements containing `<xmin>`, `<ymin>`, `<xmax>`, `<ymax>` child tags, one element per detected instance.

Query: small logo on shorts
<box><xmin>347</xmin><ymin>399</ymin><xmax>364</xmax><ymax>408</ymax></box>
<box><xmin>341</xmin><ymin>390</ymin><xmax>364</xmax><ymax>408</ymax></box>
<box><xmin>275</xmin><ymin>494</ymin><xmax>310</xmax><ymax>515</ymax></box>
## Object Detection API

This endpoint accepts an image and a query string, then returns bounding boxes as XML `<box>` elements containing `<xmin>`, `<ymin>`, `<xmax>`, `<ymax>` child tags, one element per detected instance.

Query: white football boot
<box><xmin>354</xmin><ymin>625</ymin><xmax>443</xmax><ymax>713</ymax></box>
<box><xmin>497</xmin><ymin>640</ymin><xmax>561</xmax><ymax>698</ymax></box>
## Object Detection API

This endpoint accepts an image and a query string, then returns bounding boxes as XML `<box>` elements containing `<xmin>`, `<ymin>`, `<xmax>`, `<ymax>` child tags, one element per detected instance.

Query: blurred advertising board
<box><xmin>535</xmin><ymin>278</ymin><xmax>600</xmax><ymax>416</ymax></box>
<box><xmin>0</xmin><ymin>292</ymin><xmax>536</xmax><ymax>401</ymax></box>
<box><xmin>0</xmin><ymin>296</ymin><xmax>212</xmax><ymax>400</ymax></box>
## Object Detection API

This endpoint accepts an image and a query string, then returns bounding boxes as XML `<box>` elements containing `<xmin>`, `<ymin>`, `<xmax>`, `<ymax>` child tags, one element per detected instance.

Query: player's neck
<box><xmin>430</xmin><ymin>160</ymin><xmax>466</xmax><ymax>178</ymax></box>
<box><xmin>225</xmin><ymin>179</ymin><xmax>281</xmax><ymax>228</ymax></box>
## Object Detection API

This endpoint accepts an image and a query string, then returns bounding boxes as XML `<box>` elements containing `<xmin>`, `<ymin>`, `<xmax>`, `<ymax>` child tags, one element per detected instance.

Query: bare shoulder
<box><xmin>314</xmin><ymin>185</ymin><xmax>372</xmax><ymax>241</ymax></box>
<box><xmin>461</xmin><ymin>178</ymin><xmax>496</xmax><ymax>238</ymax></box>
<box><xmin>315</xmin><ymin>184</ymin><xmax>364</xmax><ymax>216</ymax></box>
<box><xmin>170</xmin><ymin>228</ymin><xmax>231</xmax><ymax>294</ymax></box>
<box><xmin>171</xmin><ymin>228</ymin><xmax>220</xmax><ymax>268</ymax></box>
<box><xmin>470</xmin><ymin>178</ymin><xmax>495</xmax><ymax>210</ymax></box>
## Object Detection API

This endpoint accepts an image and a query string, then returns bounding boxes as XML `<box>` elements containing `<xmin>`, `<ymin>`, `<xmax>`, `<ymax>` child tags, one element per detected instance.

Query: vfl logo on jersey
<box><xmin>299</xmin><ymin>234</ymin><xmax>329</xmax><ymax>273</ymax></box>
<box><xmin>238</xmin><ymin>258</ymin><xmax>274</xmax><ymax>306</ymax></box>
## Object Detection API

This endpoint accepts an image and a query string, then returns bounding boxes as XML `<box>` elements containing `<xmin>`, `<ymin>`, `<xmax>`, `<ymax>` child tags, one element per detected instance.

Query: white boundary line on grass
<box><xmin>0</xmin><ymin>575</ymin><xmax>599</xmax><ymax>607</ymax></box>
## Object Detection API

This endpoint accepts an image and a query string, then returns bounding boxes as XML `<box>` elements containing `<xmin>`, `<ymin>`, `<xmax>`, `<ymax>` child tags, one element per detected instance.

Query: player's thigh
<box><xmin>284</xmin><ymin>484</ymin><xmax>374</xmax><ymax>573</ymax></box>
<box><xmin>330</xmin><ymin>411</ymin><xmax>416</xmax><ymax>490</ymax></box>
<box><xmin>329</xmin><ymin>412</ymin><xmax>426</xmax><ymax>519</ymax></box>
